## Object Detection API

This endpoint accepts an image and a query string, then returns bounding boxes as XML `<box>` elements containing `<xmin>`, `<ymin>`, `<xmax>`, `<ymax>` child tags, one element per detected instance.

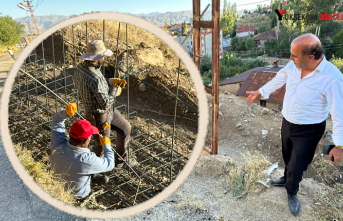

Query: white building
<box><xmin>236</xmin><ymin>25</ymin><xmax>257</xmax><ymax>38</ymax></box>
<box><xmin>175</xmin><ymin>36</ymin><xmax>193</xmax><ymax>55</ymax></box>
<box><xmin>200</xmin><ymin>29</ymin><xmax>224</xmax><ymax>58</ymax></box>
<box><xmin>175</xmin><ymin>29</ymin><xmax>224</xmax><ymax>58</ymax></box>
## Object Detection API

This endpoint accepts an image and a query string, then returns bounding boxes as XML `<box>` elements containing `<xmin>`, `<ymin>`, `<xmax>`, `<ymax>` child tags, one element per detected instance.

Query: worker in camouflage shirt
<box><xmin>73</xmin><ymin>40</ymin><xmax>131</xmax><ymax>175</ymax></box>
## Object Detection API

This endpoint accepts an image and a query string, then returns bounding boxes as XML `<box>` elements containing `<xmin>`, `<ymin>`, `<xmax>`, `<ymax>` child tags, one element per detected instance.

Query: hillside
<box><xmin>15</xmin><ymin>11</ymin><xmax>193</xmax><ymax>33</ymax></box>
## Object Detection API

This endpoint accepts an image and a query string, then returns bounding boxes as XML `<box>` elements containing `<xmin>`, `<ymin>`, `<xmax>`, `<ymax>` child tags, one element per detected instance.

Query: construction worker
<box><xmin>246</xmin><ymin>33</ymin><xmax>343</xmax><ymax>216</ymax></box>
<box><xmin>50</xmin><ymin>103</ymin><xmax>114</xmax><ymax>201</ymax></box>
<box><xmin>73</xmin><ymin>40</ymin><xmax>131</xmax><ymax>169</ymax></box>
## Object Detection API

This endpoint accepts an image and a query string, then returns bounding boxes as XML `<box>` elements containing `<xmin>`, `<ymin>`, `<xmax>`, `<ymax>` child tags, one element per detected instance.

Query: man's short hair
<box><xmin>302</xmin><ymin>43</ymin><xmax>325</xmax><ymax>60</ymax></box>
<box><xmin>69</xmin><ymin>136</ymin><xmax>88</xmax><ymax>146</ymax></box>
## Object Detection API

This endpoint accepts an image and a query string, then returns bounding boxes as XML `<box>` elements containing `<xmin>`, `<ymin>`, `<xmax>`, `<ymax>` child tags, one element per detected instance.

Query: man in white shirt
<box><xmin>246</xmin><ymin>33</ymin><xmax>343</xmax><ymax>216</ymax></box>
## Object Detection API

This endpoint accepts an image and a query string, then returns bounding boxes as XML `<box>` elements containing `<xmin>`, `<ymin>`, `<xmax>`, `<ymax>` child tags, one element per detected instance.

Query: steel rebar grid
<box><xmin>8</xmin><ymin>21</ymin><xmax>197</xmax><ymax>209</ymax></box>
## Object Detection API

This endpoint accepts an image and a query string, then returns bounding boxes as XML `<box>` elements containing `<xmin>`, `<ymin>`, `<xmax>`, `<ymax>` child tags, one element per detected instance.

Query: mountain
<box><xmin>15</xmin><ymin>11</ymin><xmax>193</xmax><ymax>33</ymax></box>
<box><xmin>15</xmin><ymin>15</ymin><xmax>70</xmax><ymax>32</ymax></box>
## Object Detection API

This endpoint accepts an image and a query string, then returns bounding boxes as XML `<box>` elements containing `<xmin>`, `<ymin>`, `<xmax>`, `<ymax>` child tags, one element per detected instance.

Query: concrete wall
<box><xmin>219</xmin><ymin>83</ymin><xmax>241</xmax><ymax>94</ymax></box>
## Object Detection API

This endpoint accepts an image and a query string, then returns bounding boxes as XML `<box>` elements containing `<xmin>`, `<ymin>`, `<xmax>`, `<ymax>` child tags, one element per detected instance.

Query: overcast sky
<box><xmin>2</xmin><ymin>0</ymin><xmax>270</xmax><ymax>19</ymax></box>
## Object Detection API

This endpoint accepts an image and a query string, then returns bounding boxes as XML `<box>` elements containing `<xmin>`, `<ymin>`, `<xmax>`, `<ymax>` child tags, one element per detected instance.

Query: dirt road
<box><xmin>0</xmin><ymin>50</ymin><xmax>22</xmax><ymax>93</ymax></box>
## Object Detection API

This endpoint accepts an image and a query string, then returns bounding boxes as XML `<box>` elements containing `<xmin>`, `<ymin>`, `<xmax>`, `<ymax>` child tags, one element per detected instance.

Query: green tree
<box><xmin>220</xmin><ymin>1</ymin><xmax>236</xmax><ymax>37</ymax></box>
<box><xmin>258</xmin><ymin>23</ymin><xmax>268</xmax><ymax>33</ymax></box>
<box><xmin>200</xmin><ymin>53</ymin><xmax>212</xmax><ymax>74</ymax></box>
<box><xmin>301</xmin><ymin>0</ymin><xmax>341</xmax><ymax>27</ymax></box>
<box><xmin>181</xmin><ymin>20</ymin><xmax>187</xmax><ymax>36</ymax></box>
<box><xmin>231</xmin><ymin>36</ymin><xmax>239</xmax><ymax>50</ymax></box>
<box><xmin>170</xmin><ymin>20</ymin><xmax>172</xmax><ymax>25</ymax></box>
<box><xmin>281</xmin><ymin>9</ymin><xmax>297</xmax><ymax>42</ymax></box>
<box><xmin>0</xmin><ymin>15</ymin><xmax>25</xmax><ymax>47</ymax></box>
<box><xmin>269</xmin><ymin>0</ymin><xmax>282</xmax><ymax>28</ymax></box>
<box><xmin>245</xmin><ymin>36</ymin><xmax>255</xmax><ymax>51</ymax></box>
<box><xmin>332</xmin><ymin>29</ymin><xmax>343</xmax><ymax>58</ymax></box>
<box><xmin>231</xmin><ymin>21</ymin><xmax>237</xmax><ymax>37</ymax></box>
<box><xmin>256</xmin><ymin>4</ymin><xmax>263</xmax><ymax>13</ymax></box>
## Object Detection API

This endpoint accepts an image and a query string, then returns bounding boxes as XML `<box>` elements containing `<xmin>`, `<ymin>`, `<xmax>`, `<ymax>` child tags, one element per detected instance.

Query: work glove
<box><xmin>65</xmin><ymin>103</ymin><xmax>77</xmax><ymax>116</ymax></box>
<box><xmin>108</xmin><ymin>78</ymin><xmax>127</xmax><ymax>90</ymax></box>
<box><xmin>99</xmin><ymin>136</ymin><xmax>111</xmax><ymax>146</ymax></box>
<box><xmin>103</xmin><ymin>122</ymin><xmax>110</xmax><ymax>130</ymax></box>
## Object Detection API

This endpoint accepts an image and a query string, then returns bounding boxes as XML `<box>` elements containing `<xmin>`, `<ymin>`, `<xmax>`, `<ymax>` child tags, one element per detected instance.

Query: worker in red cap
<box><xmin>50</xmin><ymin>103</ymin><xmax>114</xmax><ymax>201</ymax></box>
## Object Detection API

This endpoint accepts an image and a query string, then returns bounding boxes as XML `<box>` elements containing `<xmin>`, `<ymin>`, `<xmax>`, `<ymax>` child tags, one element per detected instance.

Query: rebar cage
<box><xmin>8</xmin><ymin>20</ymin><xmax>198</xmax><ymax>210</ymax></box>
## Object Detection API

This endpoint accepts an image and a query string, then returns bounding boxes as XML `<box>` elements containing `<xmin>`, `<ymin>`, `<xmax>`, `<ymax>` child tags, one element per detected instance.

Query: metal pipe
<box><xmin>170</xmin><ymin>59</ymin><xmax>181</xmax><ymax>184</ymax></box>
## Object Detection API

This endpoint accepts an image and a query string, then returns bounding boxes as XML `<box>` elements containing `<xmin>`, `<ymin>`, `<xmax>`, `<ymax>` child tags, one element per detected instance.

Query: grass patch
<box><xmin>226</xmin><ymin>151</ymin><xmax>270</xmax><ymax>198</ymax></box>
<box><xmin>177</xmin><ymin>197</ymin><xmax>205</xmax><ymax>211</ymax></box>
<box><xmin>14</xmin><ymin>145</ymin><xmax>76</xmax><ymax>205</ymax></box>
<box><xmin>310</xmin><ymin>157</ymin><xmax>343</xmax><ymax>220</ymax></box>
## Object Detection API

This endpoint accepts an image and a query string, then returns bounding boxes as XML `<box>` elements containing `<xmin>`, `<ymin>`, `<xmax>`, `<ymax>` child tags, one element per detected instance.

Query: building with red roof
<box><xmin>236</xmin><ymin>25</ymin><xmax>257</xmax><ymax>38</ymax></box>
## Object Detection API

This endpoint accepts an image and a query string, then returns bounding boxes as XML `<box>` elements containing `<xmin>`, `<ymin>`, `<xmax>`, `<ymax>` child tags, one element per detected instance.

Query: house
<box><xmin>236</xmin><ymin>25</ymin><xmax>257</xmax><ymax>38</ymax></box>
<box><xmin>175</xmin><ymin>35</ymin><xmax>193</xmax><ymax>56</ymax></box>
<box><xmin>168</xmin><ymin>23</ymin><xmax>192</xmax><ymax>34</ymax></box>
<box><xmin>254</xmin><ymin>30</ymin><xmax>282</xmax><ymax>48</ymax></box>
<box><xmin>162</xmin><ymin>24</ymin><xmax>170</xmax><ymax>31</ymax></box>
<box><xmin>200</xmin><ymin>29</ymin><xmax>224</xmax><ymax>58</ymax></box>
<box><xmin>219</xmin><ymin>66</ymin><xmax>285</xmax><ymax>107</ymax></box>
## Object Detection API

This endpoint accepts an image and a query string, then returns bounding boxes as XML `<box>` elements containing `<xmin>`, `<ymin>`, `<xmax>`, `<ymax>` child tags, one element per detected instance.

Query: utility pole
<box><xmin>26</xmin><ymin>21</ymin><xmax>33</xmax><ymax>35</ymax></box>
<box><xmin>193</xmin><ymin>0</ymin><xmax>220</xmax><ymax>155</ymax></box>
<box><xmin>17</xmin><ymin>1</ymin><xmax>40</xmax><ymax>35</ymax></box>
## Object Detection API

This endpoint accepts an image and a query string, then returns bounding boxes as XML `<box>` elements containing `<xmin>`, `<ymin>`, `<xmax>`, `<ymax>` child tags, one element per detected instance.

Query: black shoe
<box><xmin>91</xmin><ymin>174</ymin><xmax>109</xmax><ymax>184</ymax></box>
<box><xmin>288</xmin><ymin>193</ymin><xmax>300</xmax><ymax>216</ymax></box>
<box><xmin>270</xmin><ymin>177</ymin><xmax>286</xmax><ymax>186</ymax></box>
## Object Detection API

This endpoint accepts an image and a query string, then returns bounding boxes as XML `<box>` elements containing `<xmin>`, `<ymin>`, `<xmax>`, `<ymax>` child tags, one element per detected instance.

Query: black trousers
<box><xmin>281</xmin><ymin>118</ymin><xmax>325</xmax><ymax>194</ymax></box>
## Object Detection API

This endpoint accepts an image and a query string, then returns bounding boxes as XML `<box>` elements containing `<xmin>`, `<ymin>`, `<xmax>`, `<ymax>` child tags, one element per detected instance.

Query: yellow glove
<box><xmin>65</xmin><ymin>103</ymin><xmax>77</xmax><ymax>116</ymax></box>
<box><xmin>99</xmin><ymin>136</ymin><xmax>111</xmax><ymax>146</ymax></box>
<box><xmin>103</xmin><ymin>122</ymin><xmax>110</xmax><ymax>130</ymax></box>
<box><xmin>112</xmin><ymin>78</ymin><xmax>127</xmax><ymax>89</ymax></box>
<box><xmin>114</xmin><ymin>86</ymin><xmax>122</xmax><ymax>96</ymax></box>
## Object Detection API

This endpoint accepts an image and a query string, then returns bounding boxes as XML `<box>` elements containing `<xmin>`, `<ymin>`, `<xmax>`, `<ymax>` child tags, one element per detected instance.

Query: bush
<box><xmin>0</xmin><ymin>16</ymin><xmax>25</xmax><ymax>47</ymax></box>
<box><xmin>330</xmin><ymin>55</ymin><xmax>343</xmax><ymax>73</ymax></box>
<box><xmin>200</xmin><ymin>53</ymin><xmax>212</xmax><ymax>75</ymax></box>
<box><xmin>332</xmin><ymin>29</ymin><xmax>343</xmax><ymax>59</ymax></box>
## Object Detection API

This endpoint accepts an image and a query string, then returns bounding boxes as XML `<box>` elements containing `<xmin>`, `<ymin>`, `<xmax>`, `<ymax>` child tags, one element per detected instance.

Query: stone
<box><xmin>194</xmin><ymin>155</ymin><xmax>234</xmax><ymax>177</ymax></box>
<box><xmin>137</xmin><ymin>98</ymin><xmax>142</xmax><ymax>102</ymax></box>
<box><xmin>261</xmin><ymin>108</ymin><xmax>269</xmax><ymax>114</ymax></box>
<box><xmin>138</xmin><ymin>83</ymin><xmax>146</xmax><ymax>92</ymax></box>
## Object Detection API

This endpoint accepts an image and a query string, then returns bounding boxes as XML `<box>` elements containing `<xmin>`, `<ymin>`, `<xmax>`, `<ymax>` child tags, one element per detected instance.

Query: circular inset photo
<box><xmin>1</xmin><ymin>12</ymin><xmax>207</xmax><ymax>219</ymax></box>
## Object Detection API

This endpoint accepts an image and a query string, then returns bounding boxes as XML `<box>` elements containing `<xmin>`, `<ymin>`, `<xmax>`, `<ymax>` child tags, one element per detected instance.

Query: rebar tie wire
<box><xmin>19</xmin><ymin>68</ymin><xmax>142</xmax><ymax>205</ymax></box>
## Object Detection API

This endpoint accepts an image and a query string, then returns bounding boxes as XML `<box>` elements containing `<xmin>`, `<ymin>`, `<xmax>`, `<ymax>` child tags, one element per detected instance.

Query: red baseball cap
<box><xmin>69</xmin><ymin>120</ymin><xmax>99</xmax><ymax>139</ymax></box>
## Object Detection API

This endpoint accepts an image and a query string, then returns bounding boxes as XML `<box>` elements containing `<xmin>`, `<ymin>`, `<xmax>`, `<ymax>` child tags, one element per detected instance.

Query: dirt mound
<box><xmin>32</xmin><ymin>20</ymin><xmax>198</xmax><ymax>122</ymax></box>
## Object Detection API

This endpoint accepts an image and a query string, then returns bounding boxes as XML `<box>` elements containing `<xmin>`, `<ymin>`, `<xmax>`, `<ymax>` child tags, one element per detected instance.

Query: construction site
<box><xmin>7</xmin><ymin>20</ymin><xmax>199</xmax><ymax>210</ymax></box>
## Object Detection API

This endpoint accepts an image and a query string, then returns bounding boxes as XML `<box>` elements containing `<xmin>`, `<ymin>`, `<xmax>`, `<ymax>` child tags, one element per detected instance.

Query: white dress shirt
<box><xmin>259</xmin><ymin>57</ymin><xmax>343</xmax><ymax>145</ymax></box>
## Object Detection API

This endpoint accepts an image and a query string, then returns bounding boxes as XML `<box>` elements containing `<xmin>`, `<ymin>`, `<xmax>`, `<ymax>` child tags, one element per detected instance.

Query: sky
<box><xmin>1</xmin><ymin>0</ymin><xmax>271</xmax><ymax>19</ymax></box>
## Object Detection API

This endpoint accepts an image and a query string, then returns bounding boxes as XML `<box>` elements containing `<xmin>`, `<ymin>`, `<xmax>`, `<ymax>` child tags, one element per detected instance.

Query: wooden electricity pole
<box><xmin>193</xmin><ymin>0</ymin><xmax>220</xmax><ymax>155</ymax></box>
